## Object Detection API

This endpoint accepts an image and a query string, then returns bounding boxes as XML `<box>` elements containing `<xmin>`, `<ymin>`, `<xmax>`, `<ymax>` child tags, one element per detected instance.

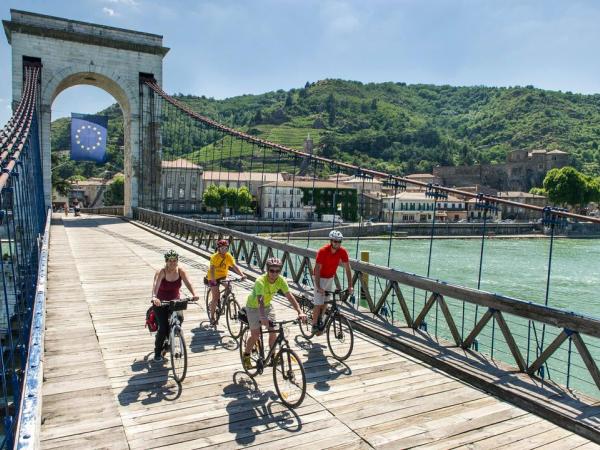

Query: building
<box><xmin>258</xmin><ymin>180</ymin><xmax>357</xmax><ymax>221</ymax></box>
<box><xmin>360</xmin><ymin>192</ymin><xmax>383</xmax><ymax>221</ymax></box>
<box><xmin>465</xmin><ymin>198</ymin><xmax>502</xmax><ymax>222</ymax></box>
<box><xmin>382</xmin><ymin>192</ymin><xmax>466</xmax><ymax>223</ymax></box>
<box><xmin>257</xmin><ymin>183</ymin><xmax>315</xmax><ymax>220</ymax></box>
<box><xmin>202</xmin><ymin>171</ymin><xmax>284</xmax><ymax>197</ymax></box>
<box><xmin>433</xmin><ymin>149</ymin><xmax>569</xmax><ymax>192</ymax></box>
<box><xmin>496</xmin><ymin>191</ymin><xmax>547</xmax><ymax>221</ymax></box>
<box><xmin>161</xmin><ymin>159</ymin><xmax>203</xmax><ymax>213</ymax></box>
<box><xmin>404</xmin><ymin>173</ymin><xmax>443</xmax><ymax>192</ymax></box>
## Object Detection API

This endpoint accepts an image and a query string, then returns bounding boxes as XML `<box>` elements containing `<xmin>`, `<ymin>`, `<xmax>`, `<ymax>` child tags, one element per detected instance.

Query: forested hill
<box><xmin>51</xmin><ymin>79</ymin><xmax>600</xmax><ymax>179</ymax></box>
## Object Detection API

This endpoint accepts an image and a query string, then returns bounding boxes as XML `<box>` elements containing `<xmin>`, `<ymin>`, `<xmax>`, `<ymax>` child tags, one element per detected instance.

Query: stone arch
<box><xmin>4</xmin><ymin>9</ymin><xmax>169</xmax><ymax>215</ymax></box>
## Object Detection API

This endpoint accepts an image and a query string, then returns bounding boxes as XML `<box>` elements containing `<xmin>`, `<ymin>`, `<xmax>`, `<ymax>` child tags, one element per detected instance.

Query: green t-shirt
<box><xmin>246</xmin><ymin>274</ymin><xmax>289</xmax><ymax>309</ymax></box>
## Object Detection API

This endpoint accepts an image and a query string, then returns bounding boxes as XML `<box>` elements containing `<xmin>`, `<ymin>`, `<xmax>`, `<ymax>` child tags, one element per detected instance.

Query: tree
<box><xmin>203</xmin><ymin>184</ymin><xmax>222</xmax><ymax>211</ymax></box>
<box><xmin>104</xmin><ymin>175</ymin><xmax>124</xmax><ymax>206</ymax></box>
<box><xmin>326</xmin><ymin>93</ymin><xmax>336</xmax><ymax>126</ymax></box>
<box><xmin>543</xmin><ymin>167</ymin><xmax>588</xmax><ymax>207</ymax></box>
<box><xmin>529</xmin><ymin>187</ymin><xmax>547</xmax><ymax>196</ymax></box>
<box><xmin>285</xmin><ymin>92</ymin><xmax>293</xmax><ymax>108</ymax></box>
<box><xmin>237</xmin><ymin>186</ymin><xmax>253</xmax><ymax>212</ymax></box>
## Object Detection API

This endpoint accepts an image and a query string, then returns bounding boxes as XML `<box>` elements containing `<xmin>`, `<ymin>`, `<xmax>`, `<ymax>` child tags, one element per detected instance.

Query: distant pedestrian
<box><xmin>63</xmin><ymin>202</ymin><xmax>69</xmax><ymax>216</ymax></box>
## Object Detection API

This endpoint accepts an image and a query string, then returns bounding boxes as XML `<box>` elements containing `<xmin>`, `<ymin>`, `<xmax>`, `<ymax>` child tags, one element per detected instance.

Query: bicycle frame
<box><xmin>251</xmin><ymin>322</ymin><xmax>293</xmax><ymax>375</ymax></box>
<box><xmin>317</xmin><ymin>290</ymin><xmax>348</xmax><ymax>330</ymax></box>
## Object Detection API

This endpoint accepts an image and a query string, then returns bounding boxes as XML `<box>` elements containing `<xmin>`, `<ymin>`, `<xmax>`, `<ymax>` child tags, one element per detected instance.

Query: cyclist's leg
<box><xmin>266</xmin><ymin>306</ymin><xmax>277</xmax><ymax>350</ymax></box>
<box><xmin>243</xmin><ymin>307</ymin><xmax>262</xmax><ymax>354</ymax></box>
<box><xmin>209</xmin><ymin>285</ymin><xmax>220</xmax><ymax>320</ymax></box>
<box><xmin>153</xmin><ymin>306</ymin><xmax>170</xmax><ymax>359</ymax></box>
<box><xmin>312</xmin><ymin>277</ymin><xmax>333</xmax><ymax>330</ymax></box>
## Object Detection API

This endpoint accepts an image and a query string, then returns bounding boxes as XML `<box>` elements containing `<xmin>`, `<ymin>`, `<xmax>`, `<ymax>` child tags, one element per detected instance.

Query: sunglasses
<box><xmin>269</xmin><ymin>269</ymin><xmax>281</xmax><ymax>274</ymax></box>
<box><xmin>331</xmin><ymin>240</ymin><xmax>342</xmax><ymax>244</ymax></box>
<box><xmin>166</xmin><ymin>257</ymin><xmax>178</xmax><ymax>262</ymax></box>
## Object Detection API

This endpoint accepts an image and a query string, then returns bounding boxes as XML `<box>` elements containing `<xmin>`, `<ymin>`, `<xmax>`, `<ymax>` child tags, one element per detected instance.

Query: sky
<box><xmin>2</xmin><ymin>0</ymin><xmax>600</xmax><ymax>125</ymax></box>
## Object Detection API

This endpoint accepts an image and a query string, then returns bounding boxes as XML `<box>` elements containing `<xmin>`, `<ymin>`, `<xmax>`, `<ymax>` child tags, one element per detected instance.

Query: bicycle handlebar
<box><xmin>158</xmin><ymin>297</ymin><xmax>198</xmax><ymax>307</ymax></box>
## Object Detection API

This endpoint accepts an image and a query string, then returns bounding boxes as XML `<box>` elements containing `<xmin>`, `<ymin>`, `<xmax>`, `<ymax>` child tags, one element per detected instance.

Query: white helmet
<box><xmin>328</xmin><ymin>230</ymin><xmax>343</xmax><ymax>241</ymax></box>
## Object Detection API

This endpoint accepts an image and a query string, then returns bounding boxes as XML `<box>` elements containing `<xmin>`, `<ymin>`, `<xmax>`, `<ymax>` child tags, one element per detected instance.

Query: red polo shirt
<box><xmin>315</xmin><ymin>244</ymin><xmax>349</xmax><ymax>278</ymax></box>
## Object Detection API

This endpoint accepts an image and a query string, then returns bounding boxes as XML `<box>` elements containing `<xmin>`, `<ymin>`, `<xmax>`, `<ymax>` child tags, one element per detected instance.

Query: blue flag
<box><xmin>70</xmin><ymin>113</ymin><xmax>108</xmax><ymax>162</ymax></box>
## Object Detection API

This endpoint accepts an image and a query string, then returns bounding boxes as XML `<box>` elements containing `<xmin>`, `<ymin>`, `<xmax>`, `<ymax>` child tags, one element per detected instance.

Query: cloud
<box><xmin>107</xmin><ymin>0</ymin><xmax>139</xmax><ymax>5</ymax></box>
<box><xmin>103</xmin><ymin>7</ymin><xmax>117</xmax><ymax>16</ymax></box>
<box><xmin>320</xmin><ymin>1</ymin><xmax>361</xmax><ymax>34</ymax></box>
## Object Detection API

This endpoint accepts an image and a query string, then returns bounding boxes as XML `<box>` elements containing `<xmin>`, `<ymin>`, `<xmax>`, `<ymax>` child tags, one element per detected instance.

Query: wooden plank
<box><xmin>527</xmin><ymin>330</ymin><xmax>569</xmax><ymax>375</ymax></box>
<box><xmin>494</xmin><ymin>310</ymin><xmax>526</xmax><ymax>371</ymax></box>
<box><xmin>462</xmin><ymin>307</ymin><xmax>493</xmax><ymax>349</ymax></box>
<box><xmin>572</xmin><ymin>332</ymin><xmax>600</xmax><ymax>391</ymax></box>
<box><xmin>41</xmin><ymin>214</ymin><xmax>593</xmax><ymax>450</ymax></box>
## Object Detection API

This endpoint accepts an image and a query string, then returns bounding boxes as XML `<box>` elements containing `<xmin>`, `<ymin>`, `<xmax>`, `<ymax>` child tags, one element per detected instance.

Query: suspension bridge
<box><xmin>1</xmin><ymin>9</ymin><xmax>600</xmax><ymax>449</ymax></box>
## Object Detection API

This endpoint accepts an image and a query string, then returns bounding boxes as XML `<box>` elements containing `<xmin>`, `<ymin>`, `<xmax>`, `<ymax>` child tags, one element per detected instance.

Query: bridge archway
<box><xmin>3</xmin><ymin>9</ymin><xmax>169</xmax><ymax>215</ymax></box>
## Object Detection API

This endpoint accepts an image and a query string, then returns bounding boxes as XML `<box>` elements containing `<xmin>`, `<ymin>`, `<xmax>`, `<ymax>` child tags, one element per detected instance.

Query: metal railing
<box><xmin>80</xmin><ymin>206</ymin><xmax>124</xmax><ymax>216</ymax></box>
<box><xmin>0</xmin><ymin>63</ymin><xmax>47</xmax><ymax>449</ymax></box>
<box><xmin>14</xmin><ymin>209</ymin><xmax>50</xmax><ymax>449</ymax></box>
<box><xmin>134</xmin><ymin>208</ymin><xmax>600</xmax><ymax>399</ymax></box>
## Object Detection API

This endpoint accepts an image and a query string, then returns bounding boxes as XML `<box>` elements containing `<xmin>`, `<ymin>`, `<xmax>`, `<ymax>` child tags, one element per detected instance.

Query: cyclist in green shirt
<box><xmin>242</xmin><ymin>257</ymin><xmax>306</xmax><ymax>369</ymax></box>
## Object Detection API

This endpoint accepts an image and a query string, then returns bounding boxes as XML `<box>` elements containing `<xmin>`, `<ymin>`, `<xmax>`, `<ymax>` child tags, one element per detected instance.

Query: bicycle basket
<box><xmin>170</xmin><ymin>300</ymin><xmax>188</xmax><ymax>311</ymax></box>
<box><xmin>145</xmin><ymin>306</ymin><xmax>158</xmax><ymax>332</ymax></box>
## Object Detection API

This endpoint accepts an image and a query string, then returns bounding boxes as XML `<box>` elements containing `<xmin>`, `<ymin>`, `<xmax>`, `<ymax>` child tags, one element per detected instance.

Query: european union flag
<box><xmin>70</xmin><ymin>113</ymin><xmax>108</xmax><ymax>162</ymax></box>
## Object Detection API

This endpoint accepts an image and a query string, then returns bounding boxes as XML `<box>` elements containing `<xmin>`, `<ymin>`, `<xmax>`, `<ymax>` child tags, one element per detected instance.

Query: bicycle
<box><xmin>298</xmin><ymin>288</ymin><xmax>354</xmax><ymax>361</ymax></box>
<box><xmin>238</xmin><ymin>311</ymin><xmax>306</xmax><ymax>409</ymax></box>
<box><xmin>159</xmin><ymin>297</ymin><xmax>197</xmax><ymax>383</ymax></box>
<box><xmin>205</xmin><ymin>277</ymin><xmax>243</xmax><ymax>338</ymax></box>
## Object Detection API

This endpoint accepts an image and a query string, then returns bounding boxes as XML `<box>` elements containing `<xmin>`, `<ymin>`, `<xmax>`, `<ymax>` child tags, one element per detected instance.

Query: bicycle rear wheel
<box><xmin>170</xmin><ymin>326</ymin><xmax>188</xmax><ymax>382</ymax></box>
<box><xmin>239</xmin><ymin>326</ymin><xmax>262</xmax><ymax>377</ymax></box>
<box><xmin>326</xmin><ymin>315</ymin><xmax>354</xmax><ymax>361</ymax></box>
<box><xmin>225</xmin><ymin>294</ymin><xmax>243</xmax><ymax>339</ymax></box>
<box><xmin>298</xmin><ymin>298</ymin><xmax>314</xmax><ymax>339</ymax></box>
<box><xmin>273</xmin><ymin>348</ymin><xmax>306</xmax><ymax>408</ymax></box>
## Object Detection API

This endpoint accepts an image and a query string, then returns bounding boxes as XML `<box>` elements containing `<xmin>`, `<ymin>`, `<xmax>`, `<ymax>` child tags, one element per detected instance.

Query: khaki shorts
<box><xmin>245</xmin><ymin>305</ymin><xmax>276</xmax><ymax>330</ymax></box>
<box><xmin>313</xmin><ymin>277</ymin><xmax>334</xmax><ymax>305</ymax></box>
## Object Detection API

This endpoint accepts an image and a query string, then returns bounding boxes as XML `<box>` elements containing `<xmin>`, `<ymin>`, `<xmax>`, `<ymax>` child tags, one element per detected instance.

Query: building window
<box><xmin>167</xmin><ymin>203</ymin><xmax>172</xmax><ymax>212</ymax></box>
<box><xmin>283</xmin><ymin>211</ymin><xmax>286</xmax><ymax>219</ymax></box>
<box><xmin>179</xmin><ymin>203</ymin><xmax>185</xmax><ymax>210</ymax></box>
<box><xmin>290</xmin><ymin>189</ymin><xmax>293</xmax><ymax>194</ymax></box>
<box><xmin>275</xmin><ymin>211</ymin><xmax>279</xmax><ymax>218</ymax></box>
<box><xmin>191</xmin><ymin>204</ymin><xmax>196</xmax><ymax>211</ymax></box>
<box><xmin>268</xmin><ymin>201</ymin><xmax>272</xmax><ymax>207</ymax></box>
<box><xmin>268</xmin><ymin>211</ymin><xmax>272</xmax><ymax>218</ymax></box>
<box><xmin>167</xmin><ymin>187</ymin><xmax>173</xmax><ymax>198</ymax></box>
<box><xmin>296</xmin><ymin>211</ymin><xmax>300</xmax><ymax>218</ymax></box>
<box><xmin>191</xmin><ymin>189</ymin><xmax>197</xmax><ymax>199</ymax></box>
<box><xmin>179</xmin><ymin>187</ymin><xmax>185</xmax><ymax>199</ymax></box>
<box><xmin>297</xmin><ymin>200</ymin><xmax>300</xmax><ymax>207</ymax></box>
<box><xmin>283</xmin><ymin>200</ymin><xmax>286</xmax><ymax>208</ymax></box>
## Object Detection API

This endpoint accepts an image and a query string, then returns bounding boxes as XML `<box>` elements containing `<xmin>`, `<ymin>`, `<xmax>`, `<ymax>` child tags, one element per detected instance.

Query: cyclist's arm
<box><xmin>231</xmin><ymin>264</ymin><xmax>245</xmax><ymax>278</ymax></box>
<box><xmin>209</xmin><ymin>265</ymin><xmax>217</xmax><ymax>286</ymax></box>
<box><xmin>314</xmin><ymin>263</ymin><xmax>323</xmax><ymax>292</ymax></box>
<box><xmin>179</xmin><ymin>268</ymin><xmax>198</xmax><ymax>299</ymax></box>
<box><xmin>257</xmin><ymin>295</ymin><xmax>267</xmax><ymax>321</ymax></box>
<box><xmin>343</xmin><ymin>261</ymin><xmax>354</xmax><ymax>293</ymax></box>
<box><xmin>152</xmin><ymin>270</ymin><xmax>164</xmax><ymax>305</ymax></box>
<box><xmin>284</xmin><ymin>292</ymin><xmax>302</xmax><ymax>315</ymax></box>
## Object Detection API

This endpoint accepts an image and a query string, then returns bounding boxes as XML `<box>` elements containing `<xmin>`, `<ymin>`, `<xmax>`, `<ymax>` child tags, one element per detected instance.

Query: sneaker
<box><xmin>153</xmin><ymin>355</ymin><xmax>164</xmax><ymax>362</ymax></box>
<box><xmin>242</xmin><ymin>353</ymin><xmax>252</xmax><ymax>370</ymax></box>
<box><xmin>311</xmin><ymin>325</ymin><xmax>319</xmax><ymax>334</ymax></box>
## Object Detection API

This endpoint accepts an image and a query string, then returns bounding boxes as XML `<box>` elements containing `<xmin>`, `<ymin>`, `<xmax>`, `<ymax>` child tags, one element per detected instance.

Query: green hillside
<box><xmin>51</xmin><ymin>79</ymin><xmax>600</xmax><ymax>180</ymax></box>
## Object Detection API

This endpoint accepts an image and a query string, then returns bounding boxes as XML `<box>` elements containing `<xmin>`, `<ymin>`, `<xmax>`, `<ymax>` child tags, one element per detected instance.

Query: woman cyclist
<box><xmin>206</xmin><ymin>239</ymin><xmax>246</xmax><ymax>325</ymax></box>
<box><xmin>242</xmin><ymin>257</ymin><xmax>306</xmax><ymax>370</ymax></box>
<box><xmin>151</xmin><ymin>249</ymin><xmax>199</xmax><ymax>362</ymax></box>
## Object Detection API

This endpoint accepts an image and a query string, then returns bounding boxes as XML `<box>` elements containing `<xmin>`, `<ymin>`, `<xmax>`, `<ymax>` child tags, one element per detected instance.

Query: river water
<box><xmin>289</xmin><ymin>236</ymin><xmax>600</xmax><ymax>396</ymax></box>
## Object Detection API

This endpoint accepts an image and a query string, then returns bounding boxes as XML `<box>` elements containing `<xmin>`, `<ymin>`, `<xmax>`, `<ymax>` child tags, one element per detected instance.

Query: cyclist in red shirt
<box><xmin>312</xmin><ymin>230</ymin><xmax>353</xmax><ymax>334</ymax></box>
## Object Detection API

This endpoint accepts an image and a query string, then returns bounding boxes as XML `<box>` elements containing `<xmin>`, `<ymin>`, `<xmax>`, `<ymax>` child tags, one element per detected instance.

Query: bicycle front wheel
<box><xmin>170</xmin><ymin>326</ymin><xmax>188</xmax><ymax>382</ymax></box>
<box><xmin>225</xmin><ymin>295</ymin><xmax>243</xmax><ymax>339</ymax></box>
<box><xmin>205</xmin><ymin>289</ymin><xmax>212</xmax><ymax>323</ymax></box>
<box><xmin>273</xmin><ymin>348</ymin><xmax>306</xmax><ymax>408</ymax></box>
<box><xmin>326</xmin><ymin>315</ymin><xmax>354</xmax><ymax>361</ymax></box>
<box><xmin>239</xmin><ymin>326</ymin><xmax>262</xmax><ymax>377</ymax></box>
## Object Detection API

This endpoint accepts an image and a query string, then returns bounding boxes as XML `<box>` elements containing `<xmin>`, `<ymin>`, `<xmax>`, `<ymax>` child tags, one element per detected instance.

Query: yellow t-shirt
<box><xmin>207</xmin><ymin>252</ymin><xmax>235</xmax><ymax>280</ymax></box>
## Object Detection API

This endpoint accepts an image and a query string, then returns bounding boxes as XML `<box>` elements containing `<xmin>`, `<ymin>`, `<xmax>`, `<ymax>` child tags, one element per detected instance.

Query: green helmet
<box><xmin>164</xmin><ymin>249</ymin><xmax>179</xmax><ymax>260</ymax></box>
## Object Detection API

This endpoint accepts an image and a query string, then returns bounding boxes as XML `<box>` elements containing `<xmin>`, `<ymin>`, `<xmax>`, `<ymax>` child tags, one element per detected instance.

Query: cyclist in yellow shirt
<box><xmin>207</xmin><ymin>239</ymin><xmax>246</xmax><ymax>325</ymax></box>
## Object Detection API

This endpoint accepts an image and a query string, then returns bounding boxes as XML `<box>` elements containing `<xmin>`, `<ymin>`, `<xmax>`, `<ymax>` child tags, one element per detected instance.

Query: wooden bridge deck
<box><xmin>40</xmin><ymin>215</ymin><xmax>599</xmax><ymax>449</ymax></box>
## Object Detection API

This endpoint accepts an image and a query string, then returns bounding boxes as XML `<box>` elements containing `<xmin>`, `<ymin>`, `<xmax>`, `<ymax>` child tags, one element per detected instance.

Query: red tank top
<box><xmin>156</xmin><ymin>270</ymin><xmax>182</xmax><ymax>301</ymax></box>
